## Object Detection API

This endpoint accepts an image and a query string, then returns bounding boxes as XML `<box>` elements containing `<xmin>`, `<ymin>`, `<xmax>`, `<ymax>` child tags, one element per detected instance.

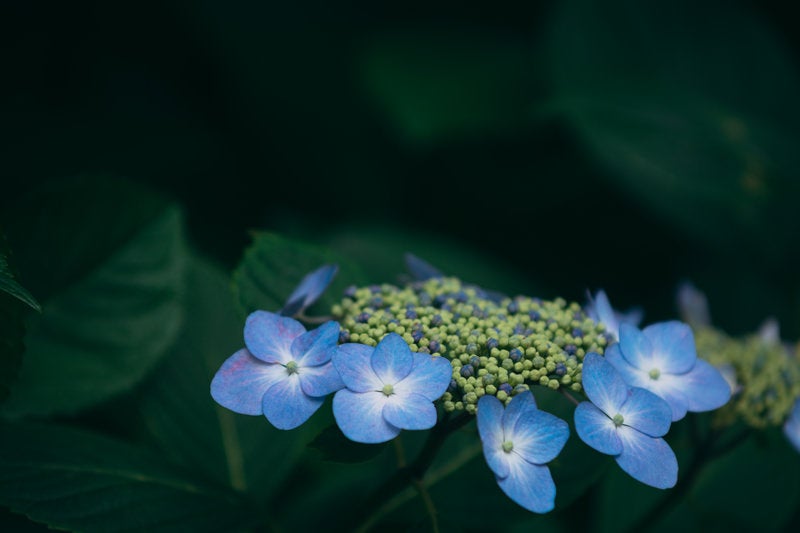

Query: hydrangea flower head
<box><xmin>211</xmin><ymin>311</ymin><xmax>343</xmax><ymax>429</ymax></box>
<box><xmin>607</xmin><ymin>321</ymin><xmax>731</xmax><ymax>421</ymax></box>
<box><xmin>332</xmin><ymin>333</ymin><xmax>452</xmax><ymax>443</ymax></box>
<box><xmin>477</xmin><ymin>392</ymin><xmax>569</xmax><ymax>513</ymax></box>
<box><xmin>585</xmin><ymin>290</ymin><xmax>643</xmax><ymax>341</ymax></box>
<box><xmin>575</xmin><ymin>352</ymin><xmax>677</xmax><ymax>489</ymax></box>
<box><xmin>280</xmin><ymin>264</ymin><xmax>338</xmax><ymax>317</ymax></box>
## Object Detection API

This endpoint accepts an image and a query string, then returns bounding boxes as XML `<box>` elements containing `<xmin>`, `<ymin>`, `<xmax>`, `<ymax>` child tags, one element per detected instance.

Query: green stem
<box><xmin>351</xmin><ymin>412</ymin><xmax>473</xmax><ymax>532</ymax></box>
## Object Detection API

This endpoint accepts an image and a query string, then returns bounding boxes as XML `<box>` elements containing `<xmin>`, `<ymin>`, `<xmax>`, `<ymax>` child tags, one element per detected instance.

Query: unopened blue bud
<box><xmin>411</xmin><ymin>330</ymin><xmax>424</xmax><ymax>343</ymax></box>
<box><xmin>572</xmin><ymin>328</ymin><xmax>584</xmax><ymax>338</ymax></box>
<box><xmin>356</xmin><ymin>312</ymin><xmax>371</xmax><ymax>323</ymax></box>
<box><xmin>564</xmin><ymin>344</ymin><xmax>577</xmax><ymax>356</ymax></box>
<box><xmin>461</xmin><ymin>365</ymin><xmax>475</xmax><ymax>378</ymax></box>
<box><xmin>509</xmin><ymin>348</ymin><xmax>523</xmax><ymax>362</ymax></box>
<box><xmin>431</xmin><ymin>314</ymin><xmax>444</xmax><ymax>326</ymax></box>
<box><xmin>507</xmin><ymin>301</ymin><xmax>520</xmax><ymax>314</ymax></box>
<box><xmin>470</xmin><ymin>356</ymin><xmax>481</xmax><ymax>368</ymax></box>
<box><xmin>498</xmin><ymin>383</ymin><xmax>513</xmax><ymax>395</ymax></box>
<box><xmin>344</xmin><ymin>285</ymin><xmax>357</xmax><ymax>298</ymax></box>
<box><xmin>405</xmin><ymin>308</ymin><xmax>418</xmax><ymax>319</ymax></box>
<box><xmin>555</xmin><ymin>363</ymin><xmax>567</xmax><ymax>376</ymax></box>
<box><xmin>429</xmin><ymin>340</ymin><xmax>441</xmax><ymax>353</ymax></box>
<box><xmin>339</xmin><ymin>330</ymin><xmax>351</xmax><ymax>343</ymax></box>
<box><xmin>487</xmin><ymin>338</ymin><xmax>499</xmax><ymax>350</ymax></box>
<box><xmin>529</xmin><ymin>310</ymin><xmax>541</xmax><ymax>321</ymax></box>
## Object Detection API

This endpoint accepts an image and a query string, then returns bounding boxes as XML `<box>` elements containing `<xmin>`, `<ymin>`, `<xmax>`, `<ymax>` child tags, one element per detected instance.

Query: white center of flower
<box><xmin>382</xmin><ymin>384</ymin><xmax>394</xmax><ymax>396</ymax></box>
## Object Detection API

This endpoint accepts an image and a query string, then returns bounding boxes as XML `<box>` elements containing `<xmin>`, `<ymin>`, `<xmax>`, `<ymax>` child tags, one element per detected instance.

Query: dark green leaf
<box><xmin>1</xmin><ymin>177</ymin><xmax>187</xmax><ymax>418</ymax></box>
<box><xmin>361</xmin><ymin>32</ymin><xmax>534</xmax><ymax>144</ymax></box>
<box><xmin>0</xmin><ymin>421</ymin><xmax>257</xmax><ymax>532</ymax></box>
<box><xmin>232</xmin><ymin>231</ymin><xmax>367</xmax><ymax>317</ymax></box>
<box><xmin>0</xmin><ymin>236</ymin><xmax>40</xmax><ymax>312</ymax></box>
<box><xmin>138</xmin><ymin>257</ymin><xmax>322</xmax><ymax>498</ymax></box>
<box><xmin>309</xmin><ymin>424</ymin><xmax>388</xmax><ymax>463</ymax></box>
<box><xmin>0</xmin><ymin>293</ymin><xmax>25</xmax><ymax>403</ymax></box>
<box><xmin>545</xmin><ymin>0</ymin><xmax>800</xmax><ymax>262</ymax></box>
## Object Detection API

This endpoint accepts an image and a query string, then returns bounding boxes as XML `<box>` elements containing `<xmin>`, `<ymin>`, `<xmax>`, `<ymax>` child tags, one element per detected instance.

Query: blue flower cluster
<box><xmin>211</xmin><ymin>263</ymin><xmax>734</xmax><ymax>514</ymax></box>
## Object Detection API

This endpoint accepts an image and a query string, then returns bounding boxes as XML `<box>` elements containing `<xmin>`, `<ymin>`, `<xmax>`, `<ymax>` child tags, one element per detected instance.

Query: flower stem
<box><xmin>351</xmin><ymin>412</ymin><xmax>473</xmax><ymax>532</ymax></box>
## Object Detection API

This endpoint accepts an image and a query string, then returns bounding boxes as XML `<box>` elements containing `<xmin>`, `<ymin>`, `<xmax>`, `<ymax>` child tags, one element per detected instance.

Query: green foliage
<box><xmin>233</xmin><ymin>231</ymin><xmax>367</xmax><ymax>317</ymax></box>
<box><xmin>1</xmin><ymin>177</ymin><xmax>187</xmax><ymax>418</ymax></box>
<box><xmin>309</xmin><ymin>424</ymin><xmax>389</xmax><ymax>463</ymax></box>
<box><xmin>0</xmin><ymin>421</ymin><xmax>256</xmax><ymax>532</ymax></box>
<box><xmin>545</xmin><ymin>0</ymin><xmax>800</xmax><ymax>263</ymax></box>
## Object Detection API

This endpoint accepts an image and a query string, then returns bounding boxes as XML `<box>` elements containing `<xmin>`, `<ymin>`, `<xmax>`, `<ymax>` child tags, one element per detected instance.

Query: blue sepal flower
<box><xmin>575</xmin><ymin>352</ymin><xmax>677</xmax><ymax>489</ymax></box>
<box><xmin>607</xmin><ymin>322</ymin><xmax>731</xmax><ymax>421</ymax></box>
<box><xmin>404</xmin><ymin>253</ymin><xmax>444</xmax><ymax>281</ymax></box>
<box><xmin>477</xmin><ymin>392</ymin><xmax>569</xmax><ymax>513</ymax></box>
<box><xmin>585</xmin><ymin>290</ymin><xmax>643</xmax><ymax>341</ymax></box>
<box><xmin>784</xmin><ymin>398</ymin><xmax>800</xmax><ymax>453</ymax></box>
<box><xmin>210</xmin><ymin>311</ymin><xmax>344</xmax><ymax>430</ymax></box>
<box><xmin>280</xmin><ymin>264</ymin><xmax>338</xmax><ymax>317</ymax></box>
<box><xmin>331</xmin><ymin>333</ymin><xmax>452</xmax><ymax>443</ymax></box>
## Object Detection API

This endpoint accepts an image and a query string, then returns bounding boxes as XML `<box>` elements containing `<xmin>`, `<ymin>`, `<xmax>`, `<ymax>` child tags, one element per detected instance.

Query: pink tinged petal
<box><xmin>497</xmin><ymin>459</ymin><xmax>557</xmax><ymax>514</ymax></box>
<box><xmin>644</xmin><ymin>373</ymin><xmax>690</xmax><ymax>422</ymax></box>
<box><xmin>619</xmin><ymin>324</ymin><xmax>654</xmax><ymax>370</ymax></box>
<box><xmin>281</xmin><ymin>264</ymin><xmax>338</xmax><ymax>316</ymax></box>
<box><xmin>299</xmin><ymin>361</ymin><xmax>345</xmax><ymax>397</ymax></box>
<box><xmin>509</xmin><ymin>409</ymin><xmax>570</xmax><ymax>465</ymax></box>
<box><xmin>574</xmin><ymin>401</ymin><xmax>623</xmax><ymax>455</ymax></box>
<box><xmin>615</xmin><ymin>426</ymin><xmax>678</xmax><ymax>489</ymax></box>
<box><xmin>581</xmin><ymin>352</ymin><xmax>629</xmax><ymax>416</ymax></box>
<box><xmin>605</xmin><ymin>344</ymin><xmax>651</xmax><ymax>390</ymax></box>
<box><xmin>501</xmin><ymin>391</ymin><xmax>538</xmax><ymax>436</ymax></box>
<box><xmin>477</xmin><ymin>395</ymin><xmax>510</xmax><ymax>479</ymax></box>
<box><xmin>383</xmin><ymin>392</ymin><xmax>437</xmax><ymax>430</ymax></box>
<box><xmin>332</xmin><ymin>389</ymin><xmax>400</xmax><ymax>444</ymax></box>
<box><xmin>291</xmin><ymin>321</ymin><xmax>339</xmax><ymax>366</ymax></box>
<box><xmin>210</xmin><ymin>349</ymin><xmax>286</xmax><ymax>415</ymax></box>
<box><xmin>619</xmin><ymin>387</ymin><xmax>672</xmax><ymax>437</ymax></box>
<box><xmin>371</xmin><ymin>333</ymin><xmax>414</xmax><ymax>384</ymax></box>
<box><xmin>333</xmin><ymin>343</ymin><xmax>382</xmax><ymax>392</ymax></box>
<box><xmin>642</xmin><ymin>321</ymin><xmax>696</xmax><ymax>374</ymax></box>
<box><xmin>681</xmin><ymin>358</ymin><xmax>732</xmax><ymax>413</ymax></box>
<box><xmin>244</xmin><ymin>311</ymin><xmax>305</xmax><ymax>364</ymax></box>
<box><xmin>261</xmin><ymin>375</ymin><xmax>323</xmax><ymax>430</ymax></box>
<box><xmin>393</xmin><ymin>353</ymin><xmax>452</xmax><ymax>401</ymax></box>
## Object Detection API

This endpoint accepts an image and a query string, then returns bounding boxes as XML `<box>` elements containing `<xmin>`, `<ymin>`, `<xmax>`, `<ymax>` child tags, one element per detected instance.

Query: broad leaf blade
<box><xmin>0</xmin><ymin>421</ymin><xmax>256</xmax><ymax>532</ymax></box>
<box><xmin>0</xmin><ymin>237</ymin><xmax>40</xmax><ymax>313</ymax></box>
<box><xmin>1</xmin><ymin>189</ymin><xmax>187</xmax><ymax>417</ymax></box>
<box><xmin>233</xmin><ymin>232</ymin><xmax>367</xmax><ymax>317</ymax></box>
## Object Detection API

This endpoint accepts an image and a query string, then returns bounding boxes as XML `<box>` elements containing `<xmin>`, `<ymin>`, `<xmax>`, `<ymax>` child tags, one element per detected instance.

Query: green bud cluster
<box><xmin>331</xmin><ymin>277</ymin><xmax>609</xmax><ymax>413</ymax></box>
<box><xmin>695</xmin><ymin>327</ymin><xmax>800</xmax><ymax>429</ymax></box>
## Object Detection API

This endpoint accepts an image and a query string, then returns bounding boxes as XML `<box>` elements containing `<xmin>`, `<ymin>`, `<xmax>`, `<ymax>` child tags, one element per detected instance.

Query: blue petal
<box><xmin>371</xmin><ymin>333</ymin><xmax>414</xmax><ymax>384</ymax></box>
<box><xmin>477</xmin><ymin>395</ymin><xmax>510</xmax><ymax>479</ymax></box>
<box><xmin>681</xmin><ymin>358</ymin><xmax>732</xmax><ymax>413</ymax></box>
<box><xmin>605</xmin><ymin>343</ymin><xmax>653</xmax><ymax>391</ymax></box>
<box><xmin>281</xmin><ymin>264</ymin><xmax>338</xmax><ymax>316</ymax></box>
<box><xmin>783</xmin><ymin>399</ymin><xmax>800</xmax><ymax>453</ymax></box>
<box><xmin>497</xmin><ymin>460</ymin><xmax>557</xmax><ymax>514</ymax></box>
<box><xmin>383</xmin><ymin>392</ymin><xmax>437</xmax><ymax>430</ymax></box>
<box><xmin>588</xmin><ymin>290</ymin><xmax>620</xmax><ymax>339</ymax></box>
<box><xmin>244</xmin><ymin>311</ymin><xmax>305</xmax><ymax>364</ymax></box>
<box><xmin>574</xmin><ymin>401</ymin><xmax>622</xmax><ymax>455</ymax></box>
<box><xmin>300</xmin><ymin>360</ymin><xmax>345</xmax><ymax>397</ymax></box>
<box><xmin>509</xmin><ymin>408</ymin><xmax>570</xmax><ymax>465</ymax></box>
<box><xmin>333</xmin><ymin>343</ymin><xmax>382</xmax><ymax>392</ymax></box>
<box><xmin>394</xmin><ymin>353</ymin><xmax>452</xmax><ymax>401</ymax></box>
<box><xmin>502</xmin><ymin>391</ymin><xmax>538</xmax><ymax>437</ymax></box>
<box><xmin>676</xmin><ymin>281</ymin><xmax>711</xmax><ymax>327</ymax></box>
<box><xmin>333</xmin><ymin>389</ymin><xmax>400</xmax><ymax>444</ymax></box>
<box><xmin>615</xmin><ymin>426</ymin><xmax>678</xmax><ymax>489</ymax></box>
<box><xmin>291</xmin><ymin>321</ymin><xmax>339</xmax><ymax>366</ymax></box>
<box><xmin>581</xmin><ymin>352</ymin><xmax>628</xmax><ymax>416</ymax></box>
<box><xmin>404</xmin><ymin>253</ymin><xmax>444</xmax><ymax>281</ymax></box>
<box><xmin>644</xmin><ymin>373</ymin><xmax>690</xmax><ymax>422</ymax></box>
<box><xmin>210</xmin><ymin>349</ymin><xmax>285</xmax><ymax>415</ymax></box>
<box><xmin>261</xmin><ymin>375</ymin><xmax>323</xmax><ymax>430</ymax></box>
<box><xmin>619</xmin><ymin>387</ymin><xmax>672</xmax><ymax>437</ymax></box>
<box><xmin>618</xmin><ymin>324</ymin><xmax>654</xmax><ymax>371</ymax></box>
<box><xmin>642</xmin><ymin>321</ymin><xmax>696</xmax><ymax>374</ymax></box>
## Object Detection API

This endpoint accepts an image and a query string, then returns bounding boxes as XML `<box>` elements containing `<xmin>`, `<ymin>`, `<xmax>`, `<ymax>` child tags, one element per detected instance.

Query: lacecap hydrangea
<box><xmin>210</xmin><ymin>256</ymin><xmax>734</xmax><ymax>515</ymax></box>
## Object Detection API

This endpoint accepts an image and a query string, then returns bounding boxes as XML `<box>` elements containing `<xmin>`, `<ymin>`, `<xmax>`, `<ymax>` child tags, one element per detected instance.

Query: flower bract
<box><xmin>332</xmin><ymin>332</ymin><xmax>452</xmax><ymax>443</ymax></box>
<box><xmin>575</xmin><ymin>352</ymin><xmax>677</xmax><ymax>489</ymax></box>
<box><xmin>607</xmin><ymin>321</ymin><xmax>731</xmax><ymax>421</ymax></box>
<box><xmin>280</xmin><ymin>264</ymin><xmax>338</xmax><ymax>317</ymax></box>
<box><xmin>784</xmin><ymin>398</ymin><xmax>800</xmax><ymax>453</ymax></box>
<box><xmin>210</xmin><ymin>311</ymin><xmax>343</xmax><ymax>430</ymax></box>
<box><xmin>585</xmin><ymin>289</ymin><xmax>642</xmax><ymax>341</ymax></box>
<box><xmin>476</xmin><ymin>392</ymin><xmax>569</xmax><ymax>513</ymax></box>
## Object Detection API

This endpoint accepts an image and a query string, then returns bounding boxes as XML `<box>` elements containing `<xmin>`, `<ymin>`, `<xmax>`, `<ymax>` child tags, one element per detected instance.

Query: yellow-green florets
<box><xmin>331</xmin><ymin>277</ymin><xmax>608</xmax><ymax>412</ymax></box>
<box><xmin>696</xmin><ymin>327</ymin><xmax>800</xmax><ymax>429</ymax></box>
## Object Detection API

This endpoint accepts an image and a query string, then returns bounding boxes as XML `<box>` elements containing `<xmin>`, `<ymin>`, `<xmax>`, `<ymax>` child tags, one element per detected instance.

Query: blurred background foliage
<box><xmin>1</xmin><ymin>0</ymin><xmax>799</xmax><ymax>531</ymax></box>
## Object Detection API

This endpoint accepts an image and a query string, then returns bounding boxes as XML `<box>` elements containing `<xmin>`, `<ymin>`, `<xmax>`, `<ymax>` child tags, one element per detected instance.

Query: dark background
<box><xmin>3</xmin><ymin>0</ymin><xmax>799</xmax><ymax>339</ymax></box>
